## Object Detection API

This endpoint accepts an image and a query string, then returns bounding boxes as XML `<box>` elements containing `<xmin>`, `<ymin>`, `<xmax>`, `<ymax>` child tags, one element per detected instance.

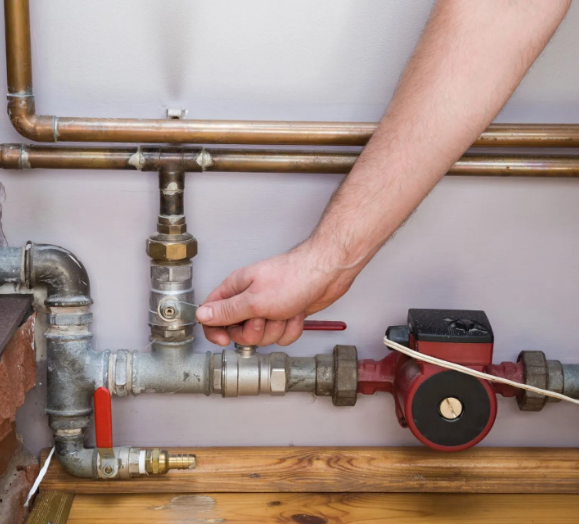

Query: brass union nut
<box><xmin>147</xmin><ymin>237</ymin><xmax>198</xmax><ymax>261</ymax></box>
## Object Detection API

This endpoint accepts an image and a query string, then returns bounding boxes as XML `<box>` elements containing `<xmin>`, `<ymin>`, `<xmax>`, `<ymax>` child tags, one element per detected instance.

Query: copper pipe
<box><xmin>4</xmin><ymin>0</ymin><xmax>579</xmax><ymax>147</ymax></box>
<box><xmin>206</xmin><ymin>150</ymin><xmax>357</xmax><ymax>174</ymax></box>
<box><xmin>4</xmin><ymin>0</ymin><xmax>31</xmax><ymax>94</ymax></box>
<box><xmin>38</xmin><ymin>120</ymin><xmax>579</xmax><ymax>148</ymax></box>
<box><xmin>2</xmin><ymin>144</ymin><xmax>579</xmax><ymax>177</ymax></box>
<box><xmin>159</xmin><ymin>168</ymin><xmax>185</xmax><ymax>217</ymax></box>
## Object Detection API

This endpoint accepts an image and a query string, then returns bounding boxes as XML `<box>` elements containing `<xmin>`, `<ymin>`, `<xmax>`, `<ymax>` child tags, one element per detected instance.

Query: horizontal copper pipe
<box><xmin>5</xmin><ymin>0</ymin><xmax>579</xmax><ymax>147</ymax></box>
<box><xmin>2</xmin><ymin>144</ymin><xmax>579</xmax><ymax>177</ymax></box>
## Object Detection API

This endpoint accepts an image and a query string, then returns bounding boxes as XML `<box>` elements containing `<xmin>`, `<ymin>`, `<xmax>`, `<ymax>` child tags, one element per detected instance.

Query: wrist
<box><xmin>295</xmin><ymin>234</ymin><xmax>370</xmax><ymax>289</ymax></box>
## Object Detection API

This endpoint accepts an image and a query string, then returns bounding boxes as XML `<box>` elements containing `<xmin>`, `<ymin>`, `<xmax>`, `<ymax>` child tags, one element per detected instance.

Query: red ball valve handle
<box><xmin>94</xmin><ymin>387</ymin><xmax>113</xmax><ymax>449</ymax></box>
<box><xmin>303</xmin><ymin>320</ymin><xmax>347</xmax><ymax>331</ymax></box>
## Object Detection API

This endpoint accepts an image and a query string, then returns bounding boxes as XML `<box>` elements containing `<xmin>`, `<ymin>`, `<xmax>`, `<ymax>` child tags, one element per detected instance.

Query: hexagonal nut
<box><xmin>517</xmin><ymin>350</ymin><xmax>548</xmax><ymax>412</ymax></box>
<box><xmin>269</xmin><ymin>352</ymin><xmax>288</xmax><ymax>396</ymax></box>
<box><xmin>151</xmin><ymin>263</ymin><xmax>193</xmax><ymax>283</ymax></box>
<box><xmin>333</xmin><ymin>345</ymin><xmax>358</xmax><ymax>407</ymax></box>
<box><xmin>146</xmin><ymin>448</ymin><xmax>161</xmax><ymax>475</ymax></box>
<box><xmin>147</xmin><ymin>237</ymin><xmax>198</xmax><ymax>261</ymax></box>
<box><xmin>157</xmin><ymin>222</ymin><xmax>188</xmax><ymax>235</ymax></box>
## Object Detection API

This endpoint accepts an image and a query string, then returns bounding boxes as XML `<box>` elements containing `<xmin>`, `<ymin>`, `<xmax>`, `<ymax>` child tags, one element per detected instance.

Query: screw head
<box><xmin>162</xmin><ymin>305</ymin><xmax>177</xmax><ymax>319</ymax></box>
<box><xmin>439</xmin><ymin>397</ymin><xmax>463</xmax><ymax>420</ymax></box>
<box><xmin>103</xmin><ymin>465</ymin><xmax>113</xmax><ymax>475</ymax></box>
<box><xmin>159</xmin><ymin>300</ymin><xmax>179</xmax><ymax>320</ymax></box>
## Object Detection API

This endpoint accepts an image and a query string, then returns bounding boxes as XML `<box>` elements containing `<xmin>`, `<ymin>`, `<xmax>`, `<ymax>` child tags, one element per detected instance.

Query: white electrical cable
<box><xmin>24</xmin><ymin>446</ymin><xmax>55</xmax><ymax>507</ymax></box>
<box><xmin>383</xmin><ymin>336</ymin><xmax>579</xmax><ymax>406</ymax></box>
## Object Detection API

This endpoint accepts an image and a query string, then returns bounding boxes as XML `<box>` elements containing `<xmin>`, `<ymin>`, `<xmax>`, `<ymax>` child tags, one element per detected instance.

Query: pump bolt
<box><xmin>439</xmin><ymin>397</ymin><xmax>463</xmax><ymax>420</ymax></box>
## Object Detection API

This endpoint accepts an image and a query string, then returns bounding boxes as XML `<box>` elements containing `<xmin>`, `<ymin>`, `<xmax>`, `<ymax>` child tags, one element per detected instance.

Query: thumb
<box><xmin>196</xmin><ymin>293</ymin><xmax>256</xmax><ymax>326</ymax></box>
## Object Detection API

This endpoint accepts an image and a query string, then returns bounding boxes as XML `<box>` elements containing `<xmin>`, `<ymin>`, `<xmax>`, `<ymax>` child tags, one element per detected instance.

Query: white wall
<box><xmin>6</xmin><ymin>0</ymin><xmax>579</xmax><ymax>453</ymax></box>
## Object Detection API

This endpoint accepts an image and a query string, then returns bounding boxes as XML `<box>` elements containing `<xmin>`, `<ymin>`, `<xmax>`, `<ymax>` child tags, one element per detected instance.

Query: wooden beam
<box><xmin>66</xmin><ymin>492</ymin><xmax>579</xmax><ymax>523</ymax></box>
<box><xmin>40</xmin><ymin>447</ymin><xmax>579</xmax><ymax>494</ymax></box>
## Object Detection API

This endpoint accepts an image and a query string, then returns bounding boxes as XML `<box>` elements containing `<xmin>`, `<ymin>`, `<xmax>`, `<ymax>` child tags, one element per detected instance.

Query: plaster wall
<box><xmin>4</xmin><ymin>0</ymin><xmax>579</xmax><ymax>453</ymax></box>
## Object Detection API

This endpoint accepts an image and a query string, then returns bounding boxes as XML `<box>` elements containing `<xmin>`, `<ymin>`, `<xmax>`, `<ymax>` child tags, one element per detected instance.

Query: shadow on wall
<box><xmin>143</xmin><ymin>0</ymin><xmax>196</xmax><ymax>99</ymax></box>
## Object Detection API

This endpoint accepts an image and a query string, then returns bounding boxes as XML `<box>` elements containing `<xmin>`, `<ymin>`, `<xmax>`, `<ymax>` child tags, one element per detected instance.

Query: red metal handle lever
<box><xmin>303</xmin><ymin>320</ymin><xmax>347</xmax><ymax>331</ymax></box>
<box><xmin>94</xmin><ymin>387</ymin><xmax>113</xmax><ymax>449</ymax></box>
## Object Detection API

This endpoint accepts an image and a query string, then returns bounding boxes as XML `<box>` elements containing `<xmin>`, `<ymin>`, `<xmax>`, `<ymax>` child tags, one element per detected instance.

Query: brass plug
<box><xmin>145</xmin><ymin>448</ymin><xmax>196</xmax><ymax>474</ymax></box>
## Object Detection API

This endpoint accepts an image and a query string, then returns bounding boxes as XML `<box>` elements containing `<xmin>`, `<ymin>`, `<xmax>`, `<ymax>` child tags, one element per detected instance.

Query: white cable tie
<box><xmin>383</xmin><ymin>336</ymin><xmax>579</xmax><ymax>406</ymax></box>
<box><xmin>24</xmin><ymin>446</ymin><xmax>55</xmax><ymax>508</ymax></box>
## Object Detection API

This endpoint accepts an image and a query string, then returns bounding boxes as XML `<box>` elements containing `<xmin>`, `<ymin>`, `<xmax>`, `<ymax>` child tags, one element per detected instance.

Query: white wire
<box><xmin>24</xmin><ymin>446</ymin><xmax>55</xmax><ymax>507</ymax></box>
<box><xmin>383</xmin><ymin>336</ymin><xmax>579</xmax><ymax>406</ymax></box>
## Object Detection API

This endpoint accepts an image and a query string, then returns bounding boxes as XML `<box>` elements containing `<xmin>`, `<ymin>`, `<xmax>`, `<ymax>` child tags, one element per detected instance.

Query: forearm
<box><xmin>307</xmin><ymin>0</ymin><xmax>570</xmax><ymax>282</ymax></box>
<box><xmin>197</xmin><ymin>0</ymin><xmax>571</xmax><ymax>346</ymax></box>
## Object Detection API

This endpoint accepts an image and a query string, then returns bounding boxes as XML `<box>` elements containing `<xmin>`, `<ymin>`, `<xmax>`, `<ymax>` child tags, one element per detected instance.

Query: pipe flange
<box><xmin>517</xmin><ymin>351</ymin><xmax>548</xmax><ymax>411</ymax></box>
<box><xmin>332</xmin><ymin>345</ymin><xmax>358</xmax><ymax>407</ymax></box>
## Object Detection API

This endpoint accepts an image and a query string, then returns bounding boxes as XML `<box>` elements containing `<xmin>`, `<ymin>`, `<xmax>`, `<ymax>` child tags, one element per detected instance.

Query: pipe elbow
<box><xmin>7</xmin><ymin>97</ymin><xmax>55</xmax><ymax>142</ymax></box>
<box><xmin>26</xmin><ymin>243</ymin><xmax>92</xmax><ymax>307</ymax></box>
<box><xmin>55</xmin><ymin>433</ymin><xmax>97</xmax><ymax>478</ymax></box>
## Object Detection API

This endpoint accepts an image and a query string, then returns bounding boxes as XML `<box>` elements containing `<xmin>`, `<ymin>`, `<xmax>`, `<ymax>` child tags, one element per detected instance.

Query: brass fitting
<box><xmin>157</xmin><ymin>216</ymin><xmax>187</xmax><ymax>236</ymax></box>
<box><xmin>145</xmin><ymin>448</ymin><xmax>196</xmax><ymax>474</ymax></box>
<box><xmin>147</xmin><ymin>235</ymin><xmax>198</xmax><ymax>261</ymax></box>
<box><xmin>157</xmin><ymin>223</ymin><xmax>187</xmax><ymax>235</ymax></box>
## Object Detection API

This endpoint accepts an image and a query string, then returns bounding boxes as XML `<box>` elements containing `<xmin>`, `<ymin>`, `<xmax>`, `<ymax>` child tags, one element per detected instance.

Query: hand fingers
<box><xmin>277</xmin><ymin>314</ymin><xmax>305</xmax><ymax>346</ymax></box>
<box><xmin>202</xmin><ymin>325</ymin><xmax>231</xmax><ymax>346</ymax></box>
<box><xmin>258</xmin><ymin>320</ymin><xmax>287</xmax><ymax>347</ymax></box>
<box><xmin>204</xmin><ymin>269</ymin><xmax>253</xmax><ymax>303</ymax></box>
<box><xmin>226</xmin><ymin>318</ymin><xmax>265</xmax><ymax>346</ymax></box>
<box><xmin>197</xmin><ymin>292</ymin><xmax>257</xmax><ymax>326</ymax></box>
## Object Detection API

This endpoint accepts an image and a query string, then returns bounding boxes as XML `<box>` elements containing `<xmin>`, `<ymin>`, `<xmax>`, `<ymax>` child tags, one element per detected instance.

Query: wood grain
<box><xmin>66</xmin><ymin>492</ymin><xmax>579</xmax><ymax>523</ymax></box>
<box><xmin>40</xmin><ymin>447</ymin><xmax>579</xmax><ymax>494</ymax></box>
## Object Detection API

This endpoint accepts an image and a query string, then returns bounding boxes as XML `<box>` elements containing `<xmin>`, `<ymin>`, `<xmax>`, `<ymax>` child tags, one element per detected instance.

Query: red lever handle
<box><xmin>94</xmin><ymin>387</ymin><xmax>113</xmax><ymax>449</ymax></box>
<box><xmin>303</xmin><ymin>320</ymin><xmax>347</xmax><ymax>331</ymax></box>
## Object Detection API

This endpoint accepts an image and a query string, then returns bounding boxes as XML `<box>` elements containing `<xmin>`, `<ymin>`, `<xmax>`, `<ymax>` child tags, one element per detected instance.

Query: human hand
<box><xmin>195</xmin><ymin>241</ymin><xmax>356</xmax><ymax>347</ymax></box>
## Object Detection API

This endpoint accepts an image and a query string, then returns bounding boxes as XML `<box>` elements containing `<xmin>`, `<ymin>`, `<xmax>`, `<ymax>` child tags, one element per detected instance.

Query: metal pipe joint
<box><xmin>213</xmin><ymin>343</ymin><xmax>358</xmax><ymax>405</ymax></box>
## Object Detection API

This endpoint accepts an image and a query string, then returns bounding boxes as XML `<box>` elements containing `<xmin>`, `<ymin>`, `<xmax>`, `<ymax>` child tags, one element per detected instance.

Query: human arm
<box><xmin>196</xmin><ymin>0</ymin><xmax>571</xmax><ymax>347</ymax></box>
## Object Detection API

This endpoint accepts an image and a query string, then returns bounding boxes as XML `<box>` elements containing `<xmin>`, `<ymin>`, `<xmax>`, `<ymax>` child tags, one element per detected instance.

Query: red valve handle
<box><xmin>94</xmin><ymin>387</ymin><xmax>113</xmax><ymax>449</ymax></box>
<box><xmin>303</xmin><ymin>320</ymin><xmax>347</xmax><ymax>331</ymax></box>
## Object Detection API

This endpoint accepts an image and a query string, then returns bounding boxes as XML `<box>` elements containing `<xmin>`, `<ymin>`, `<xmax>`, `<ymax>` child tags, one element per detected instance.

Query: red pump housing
<box><xmin>359</xmin><ymin>309</ymin><xmax>511</xmax><ymax>451</ymax></box>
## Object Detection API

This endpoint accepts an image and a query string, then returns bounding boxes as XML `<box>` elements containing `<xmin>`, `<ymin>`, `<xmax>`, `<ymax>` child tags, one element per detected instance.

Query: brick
<box><xmin>0</xmin><ymin>423</ymin><xmax>18</xmax><ymax>478</ymax></box>
<box><xmin>0</xmin><ymin>315</ymin><xmax>36</xmax><ymax>443</ymax></box>
<box><xmin>0</xmin><ymin>445</ymin><xmax>39</xmax><ymax>524</ymax></box>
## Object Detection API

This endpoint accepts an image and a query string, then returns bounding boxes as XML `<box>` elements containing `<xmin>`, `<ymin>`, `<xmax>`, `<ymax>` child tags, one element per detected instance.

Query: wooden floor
<box><xmin>59</xmin><ymin>492</ymin><xmax>579</xmax><ymax>523</ymax></box>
